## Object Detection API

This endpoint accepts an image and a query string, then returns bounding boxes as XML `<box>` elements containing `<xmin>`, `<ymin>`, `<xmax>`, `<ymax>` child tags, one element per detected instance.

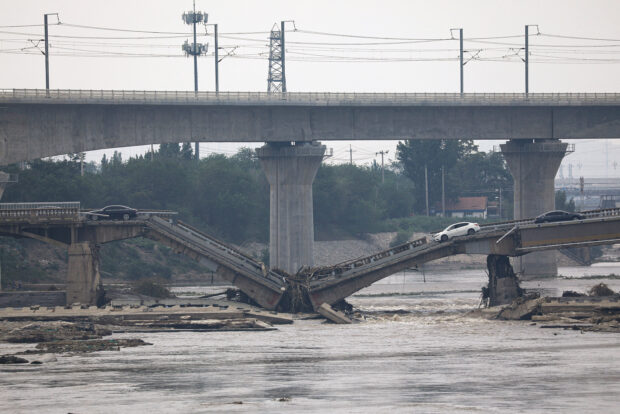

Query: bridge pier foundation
<box><xmin>500</xmin><ymin>139</ymin><xmax>571</xmax><ymax>279</ymax></box>
<box><xmin>66</xmin><ymin>242</ymin><xmax>103</xmax><ymax>306</ymax></box>
<box><xmin>0</xmin><ymin>171</ymin><xmax>12</xmax><ymax>200</ymax></box>
<box><xmin>256</xmin><ymin>142</ymin><xmax>326</xmax><ymax>274</ymax></box>
<box><xmin>486</xmin><ymin>255</ymin><xmax>523</xmax><ymax>306</ymax></box>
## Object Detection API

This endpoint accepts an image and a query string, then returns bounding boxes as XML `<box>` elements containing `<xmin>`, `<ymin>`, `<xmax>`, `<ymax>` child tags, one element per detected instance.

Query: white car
<box><xmin>434</xmin><ymin>222</ymin><xmax>480</xmax><ymax>242</ymax></box>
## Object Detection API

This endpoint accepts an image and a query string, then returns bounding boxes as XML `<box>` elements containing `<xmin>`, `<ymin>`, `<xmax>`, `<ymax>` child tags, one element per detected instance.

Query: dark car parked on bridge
<box><xmin>534</xmin><ymin>210</ymin><xmax>585</xmax><ymax>224</ymax></box>
<box><xmin>88</xmin><ymin>205</ymin><xmax>138</xmax><ymax>221</ymax></box>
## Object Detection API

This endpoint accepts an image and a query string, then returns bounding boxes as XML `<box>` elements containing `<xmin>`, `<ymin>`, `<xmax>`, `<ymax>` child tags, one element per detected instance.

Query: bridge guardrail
<box><xmin>0</xmin><ymin>202</ymin><xmax>80</xmax><ymax>219</ymax></box>
<box><xmin>455</xmin><ymin>207</ymin><xmax>620</xmax><ymax>234</ymax></box>
<box><xmin>2</xmin><ymin>89</ymin><xmax>620</xmax><ymax>107</ymax></box>
<box><xmin>306</xmin><ymin>236</ymin><xmax>428</xmax><ymax>281</ymax></box>
<box><xmin>147</xmin><ymin>217</ymin><xmax>284</xmax><ymax>289</ymax></box>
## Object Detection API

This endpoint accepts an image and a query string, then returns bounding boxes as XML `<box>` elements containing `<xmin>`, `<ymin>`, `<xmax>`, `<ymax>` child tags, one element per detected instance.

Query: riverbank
<box><xmin>2</xmin><ymin>268</ymin><xmax>619</xmax><ymax>413</ymax></box>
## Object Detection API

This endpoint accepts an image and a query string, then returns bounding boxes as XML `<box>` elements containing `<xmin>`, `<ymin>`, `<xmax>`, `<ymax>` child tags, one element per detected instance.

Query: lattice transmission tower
<box><xmin>267</xmin><ymin>23</ymin><xmax>285</xmax><ymax>93</ymax></box>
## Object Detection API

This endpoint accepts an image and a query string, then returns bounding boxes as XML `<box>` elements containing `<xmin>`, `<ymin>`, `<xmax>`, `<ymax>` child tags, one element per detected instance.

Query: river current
<box><xmin>1</xmin><ymin>264</ymin><xmax>619</xmax><ymax>413</ymax></box>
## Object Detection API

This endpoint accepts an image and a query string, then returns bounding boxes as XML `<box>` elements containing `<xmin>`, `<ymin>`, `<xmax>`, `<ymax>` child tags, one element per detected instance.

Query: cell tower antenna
<box><xmin>181</xmin><ymin>1</ymin><xmax>208</xmax><ymax>159</ymax></box>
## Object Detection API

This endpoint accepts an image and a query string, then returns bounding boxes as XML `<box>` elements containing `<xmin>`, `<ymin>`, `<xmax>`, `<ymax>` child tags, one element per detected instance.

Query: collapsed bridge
<box><xmin>1</xmin><ymin>202</ymin><xmax>619</xmax><ymax>310</ymax></box>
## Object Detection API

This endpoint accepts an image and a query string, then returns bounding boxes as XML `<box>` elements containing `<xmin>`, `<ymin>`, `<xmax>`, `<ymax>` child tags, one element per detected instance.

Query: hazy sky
<box><xmin>2</xmin><ymin>0</ymin><xmax>620</xmax><ymax>178</ymax></box>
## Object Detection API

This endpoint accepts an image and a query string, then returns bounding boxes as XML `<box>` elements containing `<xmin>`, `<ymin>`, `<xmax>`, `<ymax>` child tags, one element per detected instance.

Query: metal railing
<box><xmin>0</xmin><ymin>201</ymin><xmax>80</xmax><ymax>218</ymax></box>
<box><xmin>2</xmin><ymin>89</ymin><xmax>620</xmax><ymax>107</ymax></box>
<box><xmin>476</xmin><ymin>206</ymin><xmax>620</xmax><ymax>233</ymax></box>
<box><xmin>0</xmin><ymin>201</ymin><xmax>80</xmax><ymax>210</ymax></box>
<box><xmin>147</xmin><ymin>217</ymin><xmax>285</xmax><ymax>289</ymax></box>
<box><xmin>306</xmin><ymin>236</ymin><xmax>428</xmax><ymax>281</ymax></box>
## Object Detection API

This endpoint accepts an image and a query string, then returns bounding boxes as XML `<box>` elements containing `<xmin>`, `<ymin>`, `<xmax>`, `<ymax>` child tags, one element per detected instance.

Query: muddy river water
<box><xmin>1</xmin><ymin>264</ymin><xmax>620</xmax><ymax>413</ymax></box>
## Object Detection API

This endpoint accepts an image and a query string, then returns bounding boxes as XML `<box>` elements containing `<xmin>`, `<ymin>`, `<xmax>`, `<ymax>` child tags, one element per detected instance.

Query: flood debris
<box><xmin>588</xmin><ymin>283</ymin><xmax>616</xmax><ymax>297</ymax></box>
<box><xmin>125</xmin><ymin>318</ymin><xmax>275</xmax><ymax>332</ymax></box>
<box><xmin>0</xmin><ymin>303</ymin><xmax>291</xmax><ymax>361</ymax></box>
<box><xmin>0</xmin><ymin>355</ymin><xmax>29</xmax><ymax>364</ymax></box>
<box><xmin>1</xmin><ymin>321</ymin><xmax>111</xmax><ymax>343</ymax></box>
<box><xmin>482</xmin><ymin>283</ymin><xmax>620</xmax><ymax>333</ymax></box>
<box><xmin>24</xmin><ymin>338</ymin><xmax>151</xmax><ymax>354</ymax></box>
<box><xmin>317</xmin><ymin>303</ymin><xmax>352</xmax><ymax>324</ymax></box>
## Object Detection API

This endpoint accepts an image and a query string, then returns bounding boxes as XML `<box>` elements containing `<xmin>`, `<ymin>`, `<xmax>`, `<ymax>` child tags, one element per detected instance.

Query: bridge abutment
<box><xmin>256</xmin><ymin>142</ymin><xmax>326</xmax><ymax>274</ymax></box>
<box><xmin>500</xmin><ymin>139</ymin><xmax>571</xmax><ymax>279</ymax></box>
<box><xmin>66</xmin><ymin>242</ymin><xmax>103</xmax><ymax>306</ymax></box>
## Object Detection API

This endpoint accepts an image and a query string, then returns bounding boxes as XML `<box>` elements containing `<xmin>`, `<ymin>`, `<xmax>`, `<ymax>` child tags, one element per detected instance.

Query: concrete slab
<box><xmin>317</xmin><ymin>303</ymin><xmax>352</xmax><ymax>324</ymax></box>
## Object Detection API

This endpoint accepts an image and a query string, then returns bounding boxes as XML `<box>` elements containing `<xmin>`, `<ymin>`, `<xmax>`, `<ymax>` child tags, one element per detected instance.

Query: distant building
<box><xmin>437</xmin><ymin>196</ymin><xmax>488</xmax><ymax>219</ymax></box>
<box><xmin>487</xmin><ymin>200</ymin><xmax>500</xmax><ymax>218</ymax></box>
<box><xmin>600</xmin><ymin>195</ymin><xmax>619</xmax><ymax>209</ymax></box>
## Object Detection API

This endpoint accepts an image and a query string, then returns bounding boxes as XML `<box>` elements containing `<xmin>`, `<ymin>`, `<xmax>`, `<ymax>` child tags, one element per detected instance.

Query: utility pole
<box><xmin>441</xmin><ymin>165</ymin><xmax>445</xmax><ymax>217</ymax></box>
<box><xmin>524</xmin><ymin>25</ymin><xmax>538</xmax><ymax>94</ymax></box>
<box><xmin>451</xmin><ymin>28</ymin><xmax>464</xmax><ymax>93</ymax></box>
<box><xmin>349</xmin><ymin>144</ymin><xmax>354</xmax><ymax>165</ymax></box>
<box><xmin>580</xmin><ymin>176</ymin><xmax>585</xmax><ymax>211</ymax></box>
<box><xmin>182</xmin><ymin>2</ymin><xmax>208</xmax><ymax>160</ymax></box>
<box><xmin>281</xmin><ymin>21</ymin><xmax>286</xmax><ymax>92</ymax></box>
<box><xmin>43</xmin><ymin>13</ymin><xmax>59</xmax><ymax>92</ymax></box>
<box><xmin>499</xmin><ymin>187</ymin><xmax>503</xmax><ymax>219</ymax></box>
<box><xmin>204</xmin><ymin>23</ymin><xmax>219</xmax><ymax>92</ymax></box>
<box><xmin>425</xmin><ymin>164</ymin><xmax>429</xmax><ymax>216</ymax></box>
<box><xmin>214</xmin><ymin>24</ymin><xmax>219</xmax><ymax>92</ymax></box>
<box><xmin>459</xmin><ymin>28</ymin><xmax>463</xmax><ymax>93</ymax></box>
<box><xmin>44</xmin><ymin>14</ymin><xmax>49</xmax><ymax>90</ymax></box>
<box><xmin>376</xmin><ymin>150</ymin><xmax>388</xmax><ymax>183</ymax></box>
<box><xmin>525</xmin><ymin>25</ymin><xmax>529</xmax><ymax>94</ymax></box>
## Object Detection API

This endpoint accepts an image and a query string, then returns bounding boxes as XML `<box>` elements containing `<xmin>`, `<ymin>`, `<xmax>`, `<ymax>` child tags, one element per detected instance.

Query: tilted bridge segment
<box><xmin>303</xmin><ymin>208</ymin><xmax>620</xmax><ymax>309</ymax></box>
<box><xmin>1</xmin><ymin>203</ymin><xmax>619</xmax><ymax>311</ymax></box>
<box><xmin>0</xmin><ymin>205</ymin><xmax>287</xmax><ymax>308</ymax></box>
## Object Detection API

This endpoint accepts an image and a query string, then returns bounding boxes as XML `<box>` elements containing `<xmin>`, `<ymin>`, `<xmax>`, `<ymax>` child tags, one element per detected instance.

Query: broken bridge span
<box><xmin>1</xmin><ymin>203</ymin><xmax>620</xmax><ymax>311</ymax></box>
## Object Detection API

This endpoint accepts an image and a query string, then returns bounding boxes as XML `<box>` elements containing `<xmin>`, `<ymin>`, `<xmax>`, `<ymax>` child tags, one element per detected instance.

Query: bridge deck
<box><xmin>305</xmin><ymin>209</ymin><xmax>620</xmax><ymax>309</ymax></box>
<box><xmin>2</xmin><ymin>207</ymin><xmax>619</xmax><ymax>311</ymax></box>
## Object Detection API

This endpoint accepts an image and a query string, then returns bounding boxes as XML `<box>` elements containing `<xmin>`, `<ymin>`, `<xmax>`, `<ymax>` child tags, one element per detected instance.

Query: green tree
<box><xmin>555</xmin><ymin>190</ymin><xmax>575</xmax><ymax>212</ymax></box>
<box><xmin>158</xmin><ymin>143</ymin><xmax>181</xmax><ymax>158</ymax></box>
<box><xmin>181</xmin><ymin>143</ymin><xmax>194</xmax><ymax>160</ymax></box>
<box><xmin>396</xmin><ymin>139</ymin><xmax>477</xmax><ymax>213</ymax></box>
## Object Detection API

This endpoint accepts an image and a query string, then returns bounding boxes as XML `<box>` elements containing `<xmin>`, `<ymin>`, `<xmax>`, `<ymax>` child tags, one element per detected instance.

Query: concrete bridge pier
<box><xmin>256</xmin><ymin>142</ymin><xmax>326</xmax><ymax>274</ymax></box>
<box><xmin>0</xmin><ymin>171</ymin><xmax>13</xmax><ymax>200</ymax></box>
<box><xmin>500</xmin><ymin>139</ymin><xmax>571</xmax><ymax>278</ymax></box>
<box><xmin>66</xmin><ymin>242</ymin><xmax>103</xmax><ymax>306</ymax></box>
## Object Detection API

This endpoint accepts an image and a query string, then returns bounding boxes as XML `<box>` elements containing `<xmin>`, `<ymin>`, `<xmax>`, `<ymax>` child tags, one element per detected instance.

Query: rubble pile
<box><xmin>483</xmin><ymin>283</ymin><xmax>620</xmax><ymax>333</ymax></box>
<box><xmin>0</xmin><ymin>303</ymin><xmax>292</xmax><ymax>364</ymax></box>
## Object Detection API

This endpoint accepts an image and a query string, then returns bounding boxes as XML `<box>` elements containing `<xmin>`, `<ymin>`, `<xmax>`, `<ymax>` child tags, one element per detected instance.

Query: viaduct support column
<box><xmin>0</xmin><ymin>171</ymin><xmax>14</xmax><ymax>200</ymax></box>
<box><xmin>257</xmin><ymin>142</ymin><xmax>326</xmax><ymax>274</ymax></box>
<box><xmin>66</xmin><ymin>242</ymin><xmax>102</xmax><ymax>305</ymax></box>
<box><xmin>500</xmin><ymin>139</ymin><xmax>571</xmax><ymax>278</ymax></box>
